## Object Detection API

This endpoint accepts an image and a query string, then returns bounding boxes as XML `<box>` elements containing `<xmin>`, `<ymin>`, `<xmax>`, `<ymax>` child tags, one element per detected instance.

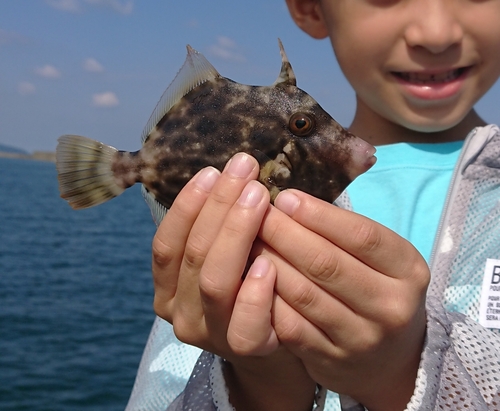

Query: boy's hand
<box><xmin>151</xmin><ymin>153</ymin><xmax>316</xmax><ymax>411</ymax></box>
<box><xmin>259</xmin><ymin>189</ymin><xmax>430</xmax><ymax>411</ymax></box>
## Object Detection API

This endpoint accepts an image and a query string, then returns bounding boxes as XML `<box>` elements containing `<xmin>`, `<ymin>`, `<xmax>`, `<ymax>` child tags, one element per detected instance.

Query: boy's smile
<box><xmin>391</xmin><ymin>66</ymin><xmax>472</xmax><ymax>103</ymax></box>
<box><xmin>286</xmin><ymin>0</ymin><xmax>500</xmax><ymax>143</ymax></box>
<box><xmin>393</xmin><ymin>68</ymin><xmax>469</xmax><ymax>86</ymax></box>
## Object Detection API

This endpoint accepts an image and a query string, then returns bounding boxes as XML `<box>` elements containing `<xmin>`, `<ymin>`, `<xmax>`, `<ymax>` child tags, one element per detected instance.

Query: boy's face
<box><xmin>287</xmin><ymin>0</ymin><xmax>500</xmax><ymax>134</ymax></box>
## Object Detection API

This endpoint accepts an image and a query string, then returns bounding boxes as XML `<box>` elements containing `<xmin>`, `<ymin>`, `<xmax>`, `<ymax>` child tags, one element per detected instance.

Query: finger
<box><xmin>272</xmin><ymin>293</ymin><xmax>341</xmax><ymax>369</ymax></box>
<box><xmin>227</xmin><ymin>256</ymin><xmax>279</xmax><ymax>356</ymax></box>
<box><xmin>258</xmin><ymin>205</ymin><xmax>395</xmax><ymax>312</ymax></box>
<box><xmin>273</xmin><ymin>292</ymin><xmax>362</xmax><ymax>395</ymax></box>
<box><xmin>251</xmin><ymin>239</ymin><xmax>368</xmax><ymax>345</ymax></box>
<box><xmin>271</xmin><ymin>292</ymin><xmax>386</xmax><ymax>395</ymax></box>
<box><xmin>179</xmin><ymin>153</ymin><xmax>259</xmax><ymax>278</ymax></box>
<box><xmin>198</xmin><ymin>181</ymin><xmax>270</xmax><ymax>348</ymax></box>
<box><xmin>258</xmin><ymin>204</ymin><xmax>427</xmax><ymax>334</ymax></box>
<box><xmin>152</xmin><ymin>167</ymin><xmax>220</xmax><ymax>321</ymax></box>
<box><xmin>273</xmin><ymin>281</ymin><xmax>426</xmax><ymax>400</ymax></box>
<box><xmin>274</xmin><ymin>190</ymin><xmax>428</xmax><ymax>281</ymax></box>
<box><xmin>175</xmin><ymin>153</ymin><xmax>261</xmax><ymax>325</ymax></box>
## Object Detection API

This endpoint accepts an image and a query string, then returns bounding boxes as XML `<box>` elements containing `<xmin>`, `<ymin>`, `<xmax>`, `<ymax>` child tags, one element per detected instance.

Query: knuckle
<box><xmin>227</xmin><ymin>330</ymin><xmax>257</xmax><ymax>356</ymax></box>
<box><xmin>152</xmin><ymin>234</ymin><xmax>174</xmax><ymax>267</ymax></box>
<box><xmin>265</xmin><ymin>222</ymin><xmax>280</xmax><ymax>243</ymax></box>
<box><xmin>182</xmin><ymin>234</ymin><xmax>211</xmax><ymax>270</ymax></box>
<box><xmin>198</xmin><ymin>269</ymin><xmax>227</xmax><ymax>303</ymax></box>
<box><xmin>273</xmin><ymin>312</ymin><xmax>303</xmax><ymax>344</ymax></box>
<box><xmin>209</xmin><ymin>183</ymin><xmax>238</xmax><ymax>207</ymax></box>
<box><xmin>378</xmin><ymin>294</ymin><xmax>418</xmax><ymax>333</ymax></box>
<box><xmin>222</xmin><ymin>218</ymin><xmax>249</xmax><ymax>240</ymax></box>
<box><xmin>172</xmin><ymin>317</ymin><xmax>200</xmax><ymax>346</ymax></box>
<box><xmin>384</xmin><ymin>306</ymin><xmax>411</xmax><ymax>332</ymax></box>
<box><xmin>305</xmin><ymin>247</ymin><xmax>341</xmax><ymax>283</ymax></box>
<box><xmin>262</xmin><ymin>217</ymin><xmax>287</xmax><ymax>249</ymax></box>
<box><xmin>411</xmin><ymin>260</ymin><xmax>431</xmax><ymax>291</ymax></box>
<box><xmin>153</xmin><ymin>296</ymin><xmax>172</xmax><ymax>323</ymax></box>
<box><xmin>353</xmin><ymin>327</ymin><xmax>383</xmax><ymax>355</ymax></box>
<box><xmin>398</xmin><ymin>253</ymin><xmax>431</xmax><ymax>292</ymax></box>
<box><xmin>237</xmin><ymin>291</ymin><xmax>265</xmax><ymax>314</ymax></box>
<box><xmin>285</xmin><ymin>281</ymin><xmax>318</xmax><ymax>312</ymax></box>
<box><xmin>352</xmin><ymin>220</ymin><xmax>382</xmax><ymax>255</ymax></box>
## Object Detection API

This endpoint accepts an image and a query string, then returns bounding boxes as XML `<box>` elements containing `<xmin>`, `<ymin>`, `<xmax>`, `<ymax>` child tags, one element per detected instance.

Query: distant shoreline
<box><xmin>0</xmin><ymin>151</ymin><xmax>56</xmax><ymax>163</ymax></box>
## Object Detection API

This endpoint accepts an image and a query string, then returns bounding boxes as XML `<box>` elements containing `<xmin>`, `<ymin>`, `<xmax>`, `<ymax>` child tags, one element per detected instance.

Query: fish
<box><xmin>56</xmin><ymin>40</ymin><xmax>376</xmax><ymax>225</ymax></box>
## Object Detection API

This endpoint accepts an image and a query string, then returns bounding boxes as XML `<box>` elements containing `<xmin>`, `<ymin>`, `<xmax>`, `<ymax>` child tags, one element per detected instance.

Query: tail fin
<box><xmin>56</xmin><ymin>135</ymin><xmax>125</xmax><ymax>209</ymax></box>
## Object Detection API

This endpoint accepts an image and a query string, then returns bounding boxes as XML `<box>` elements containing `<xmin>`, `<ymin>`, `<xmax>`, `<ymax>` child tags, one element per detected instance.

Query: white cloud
<box><xmin>0</xmin><ymin>28</ymin><xmax>28</xmax><ymax>46</ymax></box>
<box><xmin>18</xmin><ymin>82</ymin><xmax>36</xmax><ymax>95</ymax></box>
<box><xmin>92</xmin><ymin>91</ymin><xmax>119</xmax><ymax>107</ymax></box>
<box><xmin>45</xmin><ymin>0</ymin><xmax>81</xmax><ymax>13</ymax></box>
<box><xmin>217</xmin><ymin>36</ymin><xmax>236</xmax><ymax>49</ymax></box>
<box><xmin>35</xmin><ymin>65</ymin><xmax>61</xmax><ymax>79</ymax></box>
<box><xmin>84</xmin><ymin>0</ymin><xmax>133</xmax><ymax>14</ymax></box>
<box><xmin>187</xmin><ymin>19</ymin><xmax>199</xmax><ymax>29</ymax></box>
<box><xmin>45</xmin><ymin>0</ymin><xmax>133</xmax><ymax>14</ymax></box>
<box><xmin>208</xmin><ymin>36</ymin><xmax>245</xmax><ymax>63</ymax></box>
<box><xmin>83</xmin><ymin>57</ymin><xmax>104</xmax><ymax>73</ymax></box>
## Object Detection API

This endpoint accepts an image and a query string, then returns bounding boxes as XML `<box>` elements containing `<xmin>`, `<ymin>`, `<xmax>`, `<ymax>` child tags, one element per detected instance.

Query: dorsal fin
<box><xmin>273</xmin><ymin>39</ymin><xmax>296</xmax><ymax>87</ymax></box>
<box><xmin>141</xmin><ymin>45</ymin><xmax>221</xmax><ymax>144</ymax></box>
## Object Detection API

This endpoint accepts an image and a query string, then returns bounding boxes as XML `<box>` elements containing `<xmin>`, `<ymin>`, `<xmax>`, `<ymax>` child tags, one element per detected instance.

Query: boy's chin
<box><xmin>397</xmin><ymin>109</ymin><xmax>477</xmax><ymax>135</ymax></box>
<box><xmin>402</xmin><ymin>121</ymin><xmax>460</xmax><ymax>134</ymax></box>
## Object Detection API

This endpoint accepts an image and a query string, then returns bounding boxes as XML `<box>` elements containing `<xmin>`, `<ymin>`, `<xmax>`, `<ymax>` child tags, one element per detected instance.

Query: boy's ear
<box><xmin>285</xmin><ymin>0</ymin><xmax>329</xmax><ymax>39</ymax></box>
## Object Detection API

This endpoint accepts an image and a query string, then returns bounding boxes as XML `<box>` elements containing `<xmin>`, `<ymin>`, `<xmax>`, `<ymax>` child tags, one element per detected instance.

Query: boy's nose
<box><xmin>404</xmin><ymin>0</ymin><xmax>464</xmax><ymax>54</ymax></box>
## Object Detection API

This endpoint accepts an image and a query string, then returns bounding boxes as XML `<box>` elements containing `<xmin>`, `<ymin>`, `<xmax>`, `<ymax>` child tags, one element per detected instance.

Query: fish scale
<box><xmin>56</xmin><ymin>40</ymin><xmax>376</xmax><ymax>225</ymax></box>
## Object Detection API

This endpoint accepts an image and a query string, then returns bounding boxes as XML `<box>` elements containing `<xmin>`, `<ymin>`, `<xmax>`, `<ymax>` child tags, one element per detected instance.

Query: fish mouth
<box><xmin>252</xmin><ymin>149</ymin><xmax>292</xmax><ymax>178</ymax></box>
<box><xmin>253</xmin><ymin>149</ymin><xmax>293</xmax><ymax>202</ymax></box>
<box><xmin>392</xmin><ymin>66</ymin><xmax>471</xmax><ymax>84</ymax></box>
<box><xmin>253</xmin><ymin>149</ymin><xmax>293</xmax><ymax>197</ymax></box>
<box><xmin>265</xmin><ymin>151</ymin><xmax>293</xmax><ymax>189</ymax></box>
<box><xmin>275</xmin><ymin>151</ymin><xmax>293</xmax><ymax>172</ymax></box>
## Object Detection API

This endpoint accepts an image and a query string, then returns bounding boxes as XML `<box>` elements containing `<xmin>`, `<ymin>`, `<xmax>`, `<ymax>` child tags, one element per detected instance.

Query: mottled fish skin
<box><xmin>56</xmin><ymin>40</ymin><xmax>376</xmax><ymax>224</ymax></box>
<box><xmin>113</xmin><ymin>77</ymin><xmax>364</xmax><ymax>207</ymax></box>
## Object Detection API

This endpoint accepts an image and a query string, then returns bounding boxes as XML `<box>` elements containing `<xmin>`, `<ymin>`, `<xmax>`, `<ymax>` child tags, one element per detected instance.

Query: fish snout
<box><xmin>346</xmin><ymin>136</ymin><xmax>377</xmax><ymax>180</ymax></box>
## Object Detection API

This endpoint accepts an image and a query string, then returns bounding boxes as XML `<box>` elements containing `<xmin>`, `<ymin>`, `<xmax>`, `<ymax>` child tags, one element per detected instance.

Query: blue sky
<box><xmin>1</xmin><ymin>0</ymin><xmax>499</xmax><ymax>153</ymax></box>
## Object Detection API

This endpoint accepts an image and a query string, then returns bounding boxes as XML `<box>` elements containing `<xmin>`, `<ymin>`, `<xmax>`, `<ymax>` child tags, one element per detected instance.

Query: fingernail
<box><xmin>248</xmin><ymin>256</ymin><xmax>270</xmax><ymax>278</ymax></box>
<box><xmin>194</xmin><ymin>167</ymin><xmax>220</xmax><ymax>192</ymax></box>
<box><xmin>237</xmin><ymin>180</ymin><xmax>264</xmax><ymax>208</ymax></box>
<box><xmin>225</xmin><ymin>153</ymin><xmax>254</xmax><ymax>178</ymax></box>
<box><xmin>274</xmin><ymin>191</ymin><xmax>300</xmax><ymax>216</ymax></box>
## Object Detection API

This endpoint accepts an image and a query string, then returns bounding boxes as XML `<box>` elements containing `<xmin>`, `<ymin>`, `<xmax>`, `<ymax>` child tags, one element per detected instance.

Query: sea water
<box><xmin>0</xmin><ymin>158</ymin><xmax>157</xmax><ymax>411</ymax></box>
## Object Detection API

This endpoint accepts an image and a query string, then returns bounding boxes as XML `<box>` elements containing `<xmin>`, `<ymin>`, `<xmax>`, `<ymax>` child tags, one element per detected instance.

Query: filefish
<box><xmin>56</xmin><ymin>40</ymin><xmax>376</xmax><ymax>225</ymax></box>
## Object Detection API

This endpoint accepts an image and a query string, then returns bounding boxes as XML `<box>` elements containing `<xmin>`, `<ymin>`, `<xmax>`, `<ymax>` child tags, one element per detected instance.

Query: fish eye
<box><xmin>289</xmin><ymin>112</ymin><xmax>315</xmax><ymax>137</ymax></box>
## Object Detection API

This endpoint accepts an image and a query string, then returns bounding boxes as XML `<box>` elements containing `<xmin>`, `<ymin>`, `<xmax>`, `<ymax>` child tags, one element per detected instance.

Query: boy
<box><xmin>126</xmin><ymin>0</ymin><xmax>500</xmax><ymax>410</ymax></box>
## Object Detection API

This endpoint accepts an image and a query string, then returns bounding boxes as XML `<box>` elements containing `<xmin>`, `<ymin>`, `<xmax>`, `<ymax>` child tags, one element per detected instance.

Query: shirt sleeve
<box><xmin>403</xmin><ymin>296</ymin><xmax>500</xmax><ymax>410</ymax></box>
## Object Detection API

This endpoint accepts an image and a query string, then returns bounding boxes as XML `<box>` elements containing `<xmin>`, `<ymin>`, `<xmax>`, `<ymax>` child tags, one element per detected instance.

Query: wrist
<box><xmin>223</xmin><ymin>349</ymin><xmax>317</xmax><ymax>411</ymax></box>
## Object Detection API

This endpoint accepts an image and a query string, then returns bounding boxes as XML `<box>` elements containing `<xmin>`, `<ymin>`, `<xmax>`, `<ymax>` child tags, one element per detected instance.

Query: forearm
<box><xmin>356</xmin><ymin>314</ymin><xmax>426</xmax><ymax>411</ymax></box>
<box><xmin>354</xmin><ymin>347</ymin><xmax>421</xmax><ymax>411</ymax></box>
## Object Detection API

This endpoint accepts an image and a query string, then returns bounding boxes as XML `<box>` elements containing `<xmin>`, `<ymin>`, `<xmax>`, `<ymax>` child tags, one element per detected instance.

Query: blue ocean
<box><xmin>0</xmin><ymin>158</ymin><xmax>157</xmax><ymax>411</ymax></box>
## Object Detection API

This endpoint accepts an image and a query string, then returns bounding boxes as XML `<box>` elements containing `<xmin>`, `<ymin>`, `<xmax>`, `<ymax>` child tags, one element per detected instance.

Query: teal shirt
<box><xmin>347</xmin><ymin>141</ymin><xmax>464</xmax><ymax>262</ymax></box>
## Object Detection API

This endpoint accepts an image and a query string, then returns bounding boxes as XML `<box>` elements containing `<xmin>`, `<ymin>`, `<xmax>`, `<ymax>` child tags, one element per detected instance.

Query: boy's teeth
<box><xmin>396</xmin><ymin>69</ymin><xmax>462</xmax><ymax>84</ymax></box>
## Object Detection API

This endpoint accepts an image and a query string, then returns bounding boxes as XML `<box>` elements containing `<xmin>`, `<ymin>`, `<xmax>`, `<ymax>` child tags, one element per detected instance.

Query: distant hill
<box><xmin>0</xmin><ymin>143</ymin><xmax>55</xmax><ymax>162</ymax></box>
<box><xmin>0</xmin><ymin>143</ymin><xmax>29</xmax><ymax>155</ymax></box>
